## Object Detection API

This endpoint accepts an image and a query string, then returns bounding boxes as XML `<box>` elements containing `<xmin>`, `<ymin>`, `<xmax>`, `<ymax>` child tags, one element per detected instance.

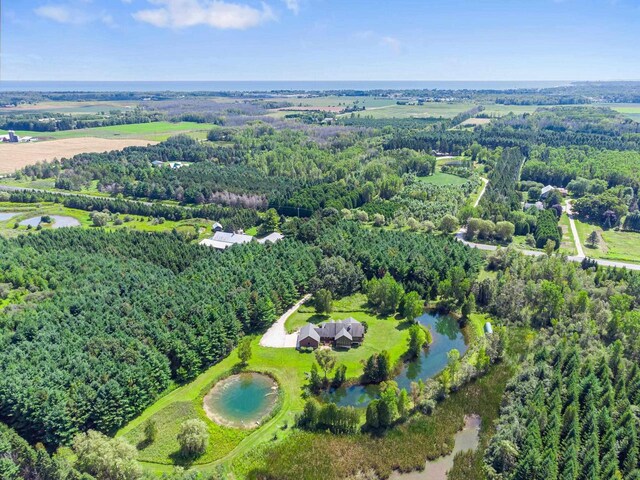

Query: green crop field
<box><xmin>0</xmin><ymin>121</ymin><xmax>214</xmax><ymax>142</ymax></box>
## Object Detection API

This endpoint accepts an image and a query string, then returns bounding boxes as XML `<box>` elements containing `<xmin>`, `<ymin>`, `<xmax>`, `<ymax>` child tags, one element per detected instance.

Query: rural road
<box><xmin>259</xmin><ymin>294</ymin><xmax>311</xmax><ymax>348</ymax></box>
<box><xmin>565</xmin><ymin>199</ymin><xmax>585</xmax><ymax>258</ymax></box>
<box><xmin>473</xmin><ymin>177</ymin><xmax>489</xmax><ymax>208</ymax></box>
<box><xmin>455</xmin><ymin>178</ymin><xmax>640</xmax><ymax>270</ymax></box>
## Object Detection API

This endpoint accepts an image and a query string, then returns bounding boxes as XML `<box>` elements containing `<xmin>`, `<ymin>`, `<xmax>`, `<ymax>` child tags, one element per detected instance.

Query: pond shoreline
<box><xmin>390</xmin><ymin>414</ymin><xmax>481</xmax><ymax>480</ymax></box>
<box><xmin>203</xmin><ymin>372</ymin><xmax>280</xmax><ymax>430</ymax></box>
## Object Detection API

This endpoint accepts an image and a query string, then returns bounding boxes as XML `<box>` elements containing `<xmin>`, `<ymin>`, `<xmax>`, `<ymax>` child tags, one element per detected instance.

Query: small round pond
<box><xmin>19</xmin><ymin>215</ymin><xmax>81</xmax><ymax>228</ymax></box>
<box><xmin>322</xmin><ymin>312</ymin><xmax>468</xmax><ymax>407</ymax></box>
<box><xmin>203</xmin><ymin>373</ymin><xmax>279</xmax><ymax>429</ymax></box>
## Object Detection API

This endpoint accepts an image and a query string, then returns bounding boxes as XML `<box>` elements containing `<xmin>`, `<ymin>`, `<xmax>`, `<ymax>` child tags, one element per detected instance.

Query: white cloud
<box><xmin>283</xmin><ymin>0</ymin><xmax>299</xmax><ymax>14</ymax></box>
<box><xmin>133</xmin><ymin>0</ymin><xmax>276</xmax><ymax>29</ymax></box>
<box><xmin>35</xmin><ymin>3</ymin><xmax>115</xmax><ymax>26</ymax></box>
<box><xmin>380</xmin><ymin>36</ymin><xmax>401</xmax><ymax>54</ymax></box>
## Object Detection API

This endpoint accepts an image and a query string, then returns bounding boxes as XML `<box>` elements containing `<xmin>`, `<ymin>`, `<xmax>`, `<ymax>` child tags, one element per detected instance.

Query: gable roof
<box><xmin>212</xmin><ymin>231</ymin><xmax>254</xmax><ymax>245</ymax></box>
<box><xmin>335</xmin><ymin>328</ymin><xmax>352</xmax><ymax>341</ymax></box>
<box><xmin>257</xmin><ymin>232</ymin><xmax>284</xmax><ymax>244</ymax></box>
<box><xmin>541</xmin><ymin>185</ymin><xmax>555</xmax><ymax>195</ymax></box>
<box><xmin>317</xmin><ymin>318</ymin><xmax>364</xmax><ymax>339</ymax></box>
<box><xmin>299</xmin><ymin>323</ymin><xmax>320</xmax><ymax>342</ymax></box>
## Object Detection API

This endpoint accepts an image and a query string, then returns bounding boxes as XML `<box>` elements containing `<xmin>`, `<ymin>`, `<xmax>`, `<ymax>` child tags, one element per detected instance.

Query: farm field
<box><xmin>0</xmin><ymin>137</ymin><xmax>157</xmax><ymax>174</ymax></box>
<box><xmin>0</xmin><ymin>202</ymin><xmax>216</xmax><ymax>240</ymax></box>
<box><xmin>0</xmin><ymin>100</ymin><xmax>137</xmax><ymax>114</ymax></box>
<box><xmin>574</xmin><ymin>217</ymin><xmax>640</xmax><ymax>264</ymax></box>
<box><xmin>0</xmin><ymin>121</ymin><xmax>212</xmax><ymax>142</ymax></box>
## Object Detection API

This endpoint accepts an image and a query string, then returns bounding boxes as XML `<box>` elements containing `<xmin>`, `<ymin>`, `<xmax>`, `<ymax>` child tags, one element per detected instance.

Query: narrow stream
<box><xmin>390</xmin><ymin>414</ymin><xmax>481</xmax><ymax>480</ymax></box>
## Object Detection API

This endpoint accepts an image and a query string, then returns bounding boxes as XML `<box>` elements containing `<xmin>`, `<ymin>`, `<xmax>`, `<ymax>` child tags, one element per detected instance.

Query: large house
<box><xmin>297</xmin><ymin>318</ymin><xmax>365</xmax><ymax>350</ymax></box>
<box><xmin>200</xmin><ymin>230</ymin><xmax>284</xmax><ymax>250</ymax></box>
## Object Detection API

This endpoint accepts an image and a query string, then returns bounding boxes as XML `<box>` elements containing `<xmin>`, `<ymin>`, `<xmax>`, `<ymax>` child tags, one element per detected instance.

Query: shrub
<box><xmin>177</xmin><ymin>419</ymin><xmax>208</xmax><ymax>458</ymax></box>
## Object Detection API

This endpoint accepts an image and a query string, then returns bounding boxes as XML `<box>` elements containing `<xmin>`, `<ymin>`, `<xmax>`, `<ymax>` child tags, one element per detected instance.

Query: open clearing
<box><xmin>0</xmin><ymin>137</ymin><xmax>156</xmax><ymax>173</ymax></box>
<box><xmin>574</xmin><ymin>217</ymin><xmax>640</xmax><ymax>264</ymax></box>
<box><xmin>0</xmin><ymin>121</ymin><xmax>214</xmax><ymax>143</ymax></box>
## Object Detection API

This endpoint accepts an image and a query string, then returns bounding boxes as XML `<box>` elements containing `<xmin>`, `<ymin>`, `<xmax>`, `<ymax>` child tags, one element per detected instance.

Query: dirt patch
<box><xmin>277</xmin><ymin>106</ymin><xmax>344</xmax><ymax>113</ymax></box>
<box><xmin>0</xmin><ymin>137</ymin><xmax>157</xmax><ymax>174</ymax></box>
<box><xmin>460</xmin><ymin>117</ymin><xmax>491</xmax><ymax>126</ymax></box>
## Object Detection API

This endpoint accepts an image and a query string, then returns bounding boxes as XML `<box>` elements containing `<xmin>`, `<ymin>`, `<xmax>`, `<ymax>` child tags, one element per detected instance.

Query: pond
<box><xmin>0</xmin><ymin>212</ymin><xmax>19</xmax><ymax>221</ymax></box>
<box><xmin>203</xmin><ymin>373</ymin><xmax>279</xmax><ymax>429</ymax></box>
<box><xmin>19</xmin><ymin>215</ymin><xmax>81</xmax><ymax>228</ymax></box>
<box><xmin>389</xmin><ymin>414</ymin><xmax>481</xmax><ymax>480</ymax></box>
<box><xmin>322</xmin><ymin>312</ymin><xmax>468</xmax><ymax>407</ymax></box>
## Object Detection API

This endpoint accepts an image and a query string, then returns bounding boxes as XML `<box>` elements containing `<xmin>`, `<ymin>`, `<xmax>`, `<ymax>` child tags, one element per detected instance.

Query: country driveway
<box><xmin>259</xmin><ymin>294</ymin><xmax>311</xmax><ymax>348</ymax></box>
<box><xmin>565</xmin><ymin>199</ymin><xmax>585</xmax><ymax>258</ymax></box>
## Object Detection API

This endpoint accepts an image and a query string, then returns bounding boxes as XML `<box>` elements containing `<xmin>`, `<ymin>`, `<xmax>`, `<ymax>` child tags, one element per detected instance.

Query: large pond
<box><xmin>19</xmin><ymin>215</ymin><xmax>81</xmax><ymax>228</ymax></box>
<box><xmin>0</xmin><ymin>212</ymin><xmax>19</xmax><ymax>221</ymax></box>
<box><xmin>203</xmin><ymin>373</ymin><xmax>279</xmax><ymax>429</ymax></box>
<box><xmin>322</xmin><ymin>312</ymin><xmax>468</xmax><ymax>407</ymax></box>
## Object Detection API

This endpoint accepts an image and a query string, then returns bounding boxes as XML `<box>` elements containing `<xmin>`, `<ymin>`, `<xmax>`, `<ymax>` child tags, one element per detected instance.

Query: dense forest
<box><xmin>0</xmin><ymin>230</ymin><xmax>320</xmax><ymax>446</ymax></box>
<box><xmin>486</xmin><ymin>340</ymin><xmax>640</xmax><ymax>479</ymax></box>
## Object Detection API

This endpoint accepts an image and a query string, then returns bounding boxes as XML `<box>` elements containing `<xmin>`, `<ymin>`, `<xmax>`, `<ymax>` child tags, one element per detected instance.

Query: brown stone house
<box><xmin>297</xmin><ymin>318</ymin><xmax>365</xmax><ymax>350</ymax></box>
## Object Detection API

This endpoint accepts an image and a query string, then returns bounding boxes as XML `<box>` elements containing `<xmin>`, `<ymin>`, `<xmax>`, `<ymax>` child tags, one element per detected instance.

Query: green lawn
<box><xmin>416</xmin><ymin>172</ymin><xmax>469</xmax><ymax>186</ymax></box>
<box><xmin>0</xmin><ymin>121</ymin><xmax>214</xmax><ymax>142</ymax></box>
<box><xmin>114</xmin><ymin>295</ymin><xmax>413</xmax><ymax>474</ymax></box>
<box><xmin>285</xmin><ymin>293</ymin><xmax>369</xmax><ymax>333</ymax></box>
<box><xmin>0</xmin><ymin>202</ymin><xmax>216</xmax><ymax>241</ymax></box>
<box><xmin>574</xmin><ymin>217</ymin><xmax>640</xmax><ymax>264</ymax></box>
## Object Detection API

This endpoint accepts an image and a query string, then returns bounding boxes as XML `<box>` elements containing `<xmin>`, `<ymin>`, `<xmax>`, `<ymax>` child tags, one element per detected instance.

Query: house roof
<box><xmin>212</xmin><ymin>231</ymin><xmax>254</xmax><ymax>245</ymax></box>
<box><xmin>199</xmin><ymin>239</ymin><xmax>232</xmax><ymax>249</ymax></box>
<box><xmin>257</xmin><ymin>232</ymin><xmax>284</xmax><ymax>244</ymax></box>
<box><xmin>317</xmin><ymin>318</ymin><xmax>364</xmax><ymax>339</ymax></box>
<box><xmin>299</xmin><ymin>323</ymin><xmax>320</xmax><ymax>342</ymax></box>
<box><xmin>541</xmin><ymin>185</ymin><xmax>555</xmax><ymax>195</ymax></box>
<box><xmin>335</xmin><ymin>328</ymin><xmax>352</xmax><ymax>341</ymax></box>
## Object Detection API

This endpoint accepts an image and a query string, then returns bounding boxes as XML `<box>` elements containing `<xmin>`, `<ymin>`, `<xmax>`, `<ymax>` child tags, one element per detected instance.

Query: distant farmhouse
<box><xmin>200</xmin><ymin>230</ymin><xmax>284</xmax><ymax>250</ymax></box>
<box><xmin>540</xmin><ymin>185</ymin><xmax>568</xmax><ymax>198</ymax></box>
<box><xmin>1</xmin><ymin>130</ymin><xmax>34</xmax><ymax>143</ymax></box>
<box><xmin>297</xmin><ymin>318</ymin><xmax>365</xmax><ymax>350</ymax></box>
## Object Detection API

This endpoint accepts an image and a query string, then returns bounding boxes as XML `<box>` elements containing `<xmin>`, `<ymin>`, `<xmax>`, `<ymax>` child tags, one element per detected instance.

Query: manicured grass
<box><xmin>285</xmin><ymin>293</ymin><xmax>369</xmax><ymax>333</ymax></box>
<box><xmin>115</xmin><ymin>295</ymin><xmax>413</xmax><ymax>474</ymax></box>
<box><xmin>574</xmin><ymin>217</ymin><xmax>640</xmax><ymax>264</ymax></box>
<box><xmin>0</xmin><ymin>121</ymin><xmax>213</xmax><ymax>142</ymax></box>
<box><xmin>0</xmin><ymin>202</ymin><xmax>216</xmax><ymax>241</ymax></box>
<box><xmin>558</xmin><ymin>213</ymin><xmax>577</xmax><ymax>255</ymax></box>
<box><xmin>467</xmin><ymin>313</ymin><xmax>489</xmax><ymax>338</ymax></box>
<box><xmin>416</xmin><ymin>172</ymin><xmax>469</xmax><ymax>186</ymax></box>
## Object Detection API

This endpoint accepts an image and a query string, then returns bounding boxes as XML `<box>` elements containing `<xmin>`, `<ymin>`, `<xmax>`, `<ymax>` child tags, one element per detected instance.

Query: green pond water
<box><xmin>203</xmin><ymin>373</ymin><xmax>278</xmax><ymax>429</ymax></box>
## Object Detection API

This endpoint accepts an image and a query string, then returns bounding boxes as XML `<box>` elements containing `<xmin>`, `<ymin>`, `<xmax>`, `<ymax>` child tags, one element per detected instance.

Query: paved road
<box><xmin>456</xmin><ymin>178</ymin><xmax>640</xmax><ymax>270</ymax></box>
<box><xmin>259</xmin><ymin>294</ymin><xmax>311</xmax><ymax>348</ymax></box>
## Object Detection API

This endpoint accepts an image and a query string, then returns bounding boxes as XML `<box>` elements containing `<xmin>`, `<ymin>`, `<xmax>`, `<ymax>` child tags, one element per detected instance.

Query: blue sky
<box><xmin>2</xmin><ymin>0</ymin><xmax>639</xmax><ymax>81</ymax></box>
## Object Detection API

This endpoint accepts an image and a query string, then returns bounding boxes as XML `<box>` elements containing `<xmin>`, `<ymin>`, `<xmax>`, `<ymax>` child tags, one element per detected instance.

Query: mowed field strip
<box><xmin>0</xmin><ymin>137</ymin><xmax>157</xmax><ymax>174</ymax></box>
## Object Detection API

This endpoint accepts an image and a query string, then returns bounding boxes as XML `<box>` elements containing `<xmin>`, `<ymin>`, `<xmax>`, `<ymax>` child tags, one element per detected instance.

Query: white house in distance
<box><xmin>200</xmin><ymin>230</ymin><xmax>284</xmax><ymax>250</ymax></box>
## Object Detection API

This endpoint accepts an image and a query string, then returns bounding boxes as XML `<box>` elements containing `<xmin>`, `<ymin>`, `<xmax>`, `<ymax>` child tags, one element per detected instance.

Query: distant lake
<box><xmin>0</xmin><ymin>80</ymin><xmax>572</xmax><ymax>93</ymax></box>
<box><xmin>19</xmin><ymin>215</ymin><xmax>80</xmax><ymax>228</ymax></box>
